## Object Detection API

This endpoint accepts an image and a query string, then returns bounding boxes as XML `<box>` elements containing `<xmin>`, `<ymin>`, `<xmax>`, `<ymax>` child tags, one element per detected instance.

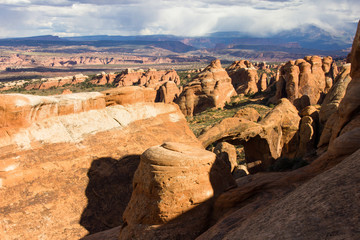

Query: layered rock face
<box><xmin>119</xmin><ymin>142</ymin><xmax>235</xmax><ymax>240</ymax></box>
<box><xmin>198</xmin><ymin>98</ymin><xmax>301</xmax><ymax>172</ymax></box>
<box><xmin>226</xmin><ymin>60</ymin><xmax>259</xmax><ymax>94</ymax></box>
<box><xmin>269</xmin><ymin>56</ymin><xmax>338</xmax><ymax>109</ymax></box>
<box><xmin>196</xmin><ymin>21</ymin><xmax>360</xmax><ymax>240</ymax></box>
<box><xmin>177</xmin><ymin>59</ymin><xmax>236</xmax><ymax>116</ymax></box>
<box><xmin>0</xmin><ymin>93</ymin><xmax>200</xmax><ymax>240</ymax></box>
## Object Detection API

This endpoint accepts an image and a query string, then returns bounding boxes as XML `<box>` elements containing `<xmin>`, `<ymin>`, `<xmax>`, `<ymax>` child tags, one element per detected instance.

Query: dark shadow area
<box><xmin>80</xmin><ymin>154</ymin><xmax>140</xmax><ymax>235</ymax></box>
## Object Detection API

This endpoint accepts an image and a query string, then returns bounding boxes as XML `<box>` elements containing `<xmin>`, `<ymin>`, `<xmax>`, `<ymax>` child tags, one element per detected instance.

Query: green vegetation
<box><xmin>177</xmin><ymin>70</ymin><xmax>198</xmax><ymax>86</ymax></box>
<box><xmin>186</xmin><ymin>95</ymin><xmax>271</xmax><ymax>137</ymax></box>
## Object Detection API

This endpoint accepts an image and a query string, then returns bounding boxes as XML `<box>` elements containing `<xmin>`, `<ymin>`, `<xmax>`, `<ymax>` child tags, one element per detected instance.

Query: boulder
<box><xmin>176</xmin><ymin>59</ymin><xmax>236</xmax><ymax>116</ymax></box>
<box><xmin>119</xmin><ymin>142</ymin><xmax>236</xmax><ymax>240</ymax></box>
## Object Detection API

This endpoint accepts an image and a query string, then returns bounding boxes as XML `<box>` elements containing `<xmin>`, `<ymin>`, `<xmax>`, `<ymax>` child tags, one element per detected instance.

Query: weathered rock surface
<box><xmin>226</xmin><ymin>60</ymin><xmax>259</xmax><ymax>94</ymax></box>
<box><xmin>0</xmin><ymin>93</ymin><xmax>200</xmax><ymax>240</ymax></box>
<box><xmin>198</xmin><ymin>98</ymin><xmax>301</xmax><ymax>172</ymax></box>
<box><xmin>101</xmin><ymin>86</ymin><xmax>157</xmax><ymax>106</ymax></box>
<box><xmin>119</xmin><ymin>142</ymin><xmax>236</xmax><ymax>240</ymax></box>
<box><xmin>269</xmin><ymin>56</ymin><xmax>338</xmax><ymax>109</ymax></box>
<box><xmin>197</xmin><ymin>148</ymin><xmax>360</xmax><ymax>240</ymax></box>
<box><xmin>177</xmin><ymin>59</ymin><xmax>236</xmax><ymax>116</ymax></box>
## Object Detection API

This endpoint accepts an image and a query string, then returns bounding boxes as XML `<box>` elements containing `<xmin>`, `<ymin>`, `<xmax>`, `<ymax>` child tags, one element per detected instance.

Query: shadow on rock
<box><xmin>80</xmin><ymin>155</ymin><xmax>141</xmax><ymax>236</ymax></box>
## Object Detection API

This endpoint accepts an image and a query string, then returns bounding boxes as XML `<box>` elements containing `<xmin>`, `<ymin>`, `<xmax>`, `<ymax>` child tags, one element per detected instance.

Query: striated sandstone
<box><xmin>0</xmin><ymin>93</ymin><xmax>200</xmax><ymax>240</ymax></box>
<box><xmin>101</xmin><ymin>86</ymin><xmax>156</xmax><ymax>106</ymax></box>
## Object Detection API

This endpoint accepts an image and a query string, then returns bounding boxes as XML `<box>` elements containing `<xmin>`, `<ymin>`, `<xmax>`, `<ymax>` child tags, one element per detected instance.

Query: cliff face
<box><xmin>0</xmin><ymin>92</ymin><xmax>200</xmax><ymax>240</ymax></box>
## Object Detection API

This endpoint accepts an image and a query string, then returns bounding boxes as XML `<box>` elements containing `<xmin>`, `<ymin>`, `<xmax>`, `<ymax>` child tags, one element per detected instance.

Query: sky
<box><xmin>0</xmin><ymin>0</ymin><xmax>358</xmax><ymax>40</ymax></box>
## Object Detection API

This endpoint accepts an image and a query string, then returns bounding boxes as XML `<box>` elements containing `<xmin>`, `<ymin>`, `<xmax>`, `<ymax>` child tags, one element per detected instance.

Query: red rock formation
<box><xmin>114</xmin><ymin>69</ymin><xmax>180</xmax><ymax>89</ymax></box>
<box><xmin>269</xmin><ymin>56</ymin><xmax>339</xmax><ymax>109</ymax></box>
<box><xmin>0</xmin><ymin>93</ymin><xmax>199</xmax><ymax>240</ymax></box>
<box><xmin>158</xmin><ymin>81</ymin><xmax>180</xmax><ymax>103</ymax></box>
<box><xmin>177</xmin><ymin>59</ymin><xmax>236</xmax><ymax>116</ymax></box>
<box><xmin>90</xmin><ymin>72</ymin><xmax>117</xmax><ymax>85</ymax></box>
<box><xmin>101</xmin><ymin>86</ymin><xmax>157</xmax><ymax>106</ymax></box>
<box><xmin>198</xmin><ymin>98</ymin><xmax>301</xmax><ymax>172</ymax></box>
<box><xmin>226</xmin><ymin>60</ymin><xmax>259</xmax><ymax>94</ymax></box>
<box><xmin>196</xmin><ymin>21</ymin><xmax>360</xmax><ymax>240</ymax></box>
<box><xmin>258</xmin><ymin>72</ymin><xmax>267</xmax><ymax>92</ymax></box>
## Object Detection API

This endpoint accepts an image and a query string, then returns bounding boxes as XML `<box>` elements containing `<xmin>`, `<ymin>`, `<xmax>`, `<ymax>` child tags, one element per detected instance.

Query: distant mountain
<box><xmin>0</xmin><ymin>24</ymin><xmax>352</xmax><ymax>60</ymax></box>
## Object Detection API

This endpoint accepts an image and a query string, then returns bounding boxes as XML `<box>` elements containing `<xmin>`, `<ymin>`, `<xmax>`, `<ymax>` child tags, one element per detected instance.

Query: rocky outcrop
<box><xmin>0</xmin><ymin>93</ymin><xmax>200</xmax><ymax>240</ymax></box>
<box><xmin>269</xmin><ymin>56</ymin><xmax>338</xmax><ymax>109</ymax></box>
<box><xmin>196</xmin><ymin>21</ymin><xmax>360</xmax><ymax>240</ymax></box>
<box><xmin>177</xmin><ymin>59</ymin><xmax>236</xmax><ymax>116</ymax></box>
<box><xmin>226</xmin><ymin>60</ymin><xmax>259</xmax><ymax>94</ymax></box>
<box><xmin>158</xmin><ymin>81</ymin><xmax>181</xmax><ymax>104</ymax></box>
<box><xmin>114</xmin><ymin>69</ymin><xmax>180</xmax><ymax>89</ymax></box>
<box><xmin>90</xmin><ymin>72</ymin><xmax>117</xmax><ymax>85</ymax></box>
<box><xmin>101</xmin><ymin>86</ymin><xmax>157</xmax><ymax>106</ymax></box>
<box><xmin>119</xmin><ymin>142</ymin><xmax>235</xmax><ymax>240</ymax></box>
<box><xmin>198</xmin><ymin>98</ymin><xmax>301</xmax><ymax>172</ymax></box>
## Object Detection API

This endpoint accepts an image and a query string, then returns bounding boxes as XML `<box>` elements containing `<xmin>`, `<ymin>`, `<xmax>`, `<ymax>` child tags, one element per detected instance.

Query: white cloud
<box><xmin>0</xmin><ymin>0</ymin><xmax>358</xmax><ymax>38</ymax></box>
